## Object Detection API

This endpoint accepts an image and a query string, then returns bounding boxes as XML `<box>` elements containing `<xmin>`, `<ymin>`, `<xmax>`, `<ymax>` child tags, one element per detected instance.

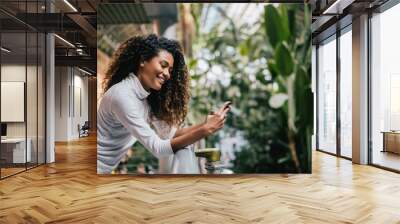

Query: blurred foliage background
<box><xmin>186</xmin><ymin>3</ymin><xmax>312</xmax><ymax>173</ymax></box>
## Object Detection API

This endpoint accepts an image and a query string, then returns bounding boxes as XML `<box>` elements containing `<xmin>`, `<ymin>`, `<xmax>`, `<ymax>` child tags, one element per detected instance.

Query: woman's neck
<box><xmin>136</xmin><ymin>73</ymin><xmax>150</xmax><ymax>91</ymax></box>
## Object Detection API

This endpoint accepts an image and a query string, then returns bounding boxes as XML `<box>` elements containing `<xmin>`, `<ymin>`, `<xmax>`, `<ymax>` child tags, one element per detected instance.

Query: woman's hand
<box><xmin>204</xmin><ymin>102</ymin><xmax>231</xmax><ymax>135</ymax></box>
<box><xmin>170</xmin><ymin>102</ymin><xmax>231</xmax><ymax>152</ymax></box>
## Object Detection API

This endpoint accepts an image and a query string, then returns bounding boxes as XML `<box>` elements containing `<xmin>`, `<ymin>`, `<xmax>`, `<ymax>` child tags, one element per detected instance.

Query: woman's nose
<box><xmin>164</xmin><ymin>69</ymin><xmax>171</xmax><ymax>80</ymax></box>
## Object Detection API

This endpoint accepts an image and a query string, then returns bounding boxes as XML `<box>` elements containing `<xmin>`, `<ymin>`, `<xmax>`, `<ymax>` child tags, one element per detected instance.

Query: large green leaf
<box><xmin>287</xmin><ymin>9</ymin><xmax>296</xmax><ymax>44</ymax></box>
<box><xmin>299</xmin><ymin>32</ymin><xmax>312</xmax><ymax>65</ymax></box>
<box><xmin>278</xmin><ymin>4</ymin><xmax>290</xmax><ymax>37</ymax></box>
<box><xmin>264</xmin><ymin>5</ymin><xmax>289</xmax><ymax>49</ymax></box>
<box><xmin>294</xmin><ymin>66</ymin><xmax>312</xmax><ymax>129</ymax></box>
<box><xmin>275</xmin><ymin>43</ymin><xmax>294</xmax><ymax>77</ymax></box>
<box><xmin>267</xmin><ymin>60</ymin><xmax>278</xmax><ymax>79</ymax></box>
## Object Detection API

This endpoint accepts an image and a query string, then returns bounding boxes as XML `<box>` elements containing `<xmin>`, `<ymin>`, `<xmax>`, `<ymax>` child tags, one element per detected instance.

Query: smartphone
<box><xmin>222</xmin><ymin>101</ymin><xmax>232</xmax><ymax>112</ymax></box>
<box><xmin>223</xmin><ymin>101</ymin><xmax>232</xmax><ymax>109</ymax></box>
<box><xmin>210</xmin><ymin>101</ymin><xmax>232</xmax><ymax>114</ymax></box>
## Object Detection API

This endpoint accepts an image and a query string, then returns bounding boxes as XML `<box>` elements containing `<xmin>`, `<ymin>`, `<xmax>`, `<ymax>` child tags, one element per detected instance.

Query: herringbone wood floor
<box><xmin>1</xmin><ymin>135</ymin><xmax>399</xmax><ymax>224</ymax></box>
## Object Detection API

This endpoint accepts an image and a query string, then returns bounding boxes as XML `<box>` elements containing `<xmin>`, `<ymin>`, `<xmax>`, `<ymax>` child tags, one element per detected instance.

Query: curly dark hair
<box><xmin>103</xmin><ymin>34</ymin><xmax>190</xmax><ymax>127</ymax></box>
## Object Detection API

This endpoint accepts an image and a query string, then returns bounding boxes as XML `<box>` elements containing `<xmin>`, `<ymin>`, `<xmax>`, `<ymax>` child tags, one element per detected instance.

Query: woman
<box><xmin>97</xmin><ymin>34</ymin><xmax>230</xmax><ymax>174</ymax></box>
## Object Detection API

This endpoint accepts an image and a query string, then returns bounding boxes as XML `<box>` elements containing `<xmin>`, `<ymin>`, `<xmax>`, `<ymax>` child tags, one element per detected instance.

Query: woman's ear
<box><xmin>139</xmin><ymin>56</ymin><xmax>145</xmax><ymax>67</ymax></box>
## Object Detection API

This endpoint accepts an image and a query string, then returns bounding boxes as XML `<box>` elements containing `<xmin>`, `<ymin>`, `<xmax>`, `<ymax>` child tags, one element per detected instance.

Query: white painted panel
<box><xmin>1</xmin><ymin>82</ymin><xmax>25</xmax><ymax>122</ymax></box>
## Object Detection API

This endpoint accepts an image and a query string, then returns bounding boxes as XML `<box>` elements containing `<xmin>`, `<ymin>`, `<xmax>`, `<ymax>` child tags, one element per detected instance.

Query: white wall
<box><xmin>55</xmin><ymin>66</ymin><xmax>69</xmax><ymax>141</ymax></box>
<box><xmin>1</xmin><ymin>63</ymin><xmax>46</xmax><ymax>164</ymax></box>
<box><xmin>1</xmin><ymin>65</ymin><xmax>26</xmax><ymax>133</ymax></box>
<box><xmin>1</xmin><ymin>65</ymin><xmax>36</xmax><ymax>137</ymax></box>
<box><xmin>71</xmin><ymin>72</ymin><xmax>89</xmax><ymax>138</ymax></box>
<box><xmin>55</xmin><ymin>67</ymin><xmax>89</xmax><ymax>141</ymax></box>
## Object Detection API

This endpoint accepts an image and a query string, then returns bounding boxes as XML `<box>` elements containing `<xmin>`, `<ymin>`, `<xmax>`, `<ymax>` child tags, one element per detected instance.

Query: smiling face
<box><xmin>137</xmin><ymin>50</ymin><xmax>174</xmax><ymax>91</ymax></box>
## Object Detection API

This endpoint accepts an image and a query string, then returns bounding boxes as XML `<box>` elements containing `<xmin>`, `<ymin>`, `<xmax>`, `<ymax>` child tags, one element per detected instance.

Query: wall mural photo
<box><xmin>97</xmin><ymin>3</ymin><xmax>312</xmax><ymax>174</ymax></box>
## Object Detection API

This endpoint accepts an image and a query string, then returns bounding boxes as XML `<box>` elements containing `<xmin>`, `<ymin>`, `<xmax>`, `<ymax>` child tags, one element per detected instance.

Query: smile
<box><xmin>157</xmin><ymin>75</ymin><xmax>165</xmax><ymax>84</ymax></box>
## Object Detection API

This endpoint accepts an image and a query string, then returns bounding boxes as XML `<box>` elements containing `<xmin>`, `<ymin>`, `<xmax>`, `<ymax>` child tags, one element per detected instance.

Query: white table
<box><xmin>1</xmin><ymin>138</ymin><xmax>31</xmax><ymax>163</ymax></box>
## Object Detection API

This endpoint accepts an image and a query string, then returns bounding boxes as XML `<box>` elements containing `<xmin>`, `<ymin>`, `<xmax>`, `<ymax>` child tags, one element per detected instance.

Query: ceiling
<box><xmin>311</xmin><ymin>0</ymin><xmax>390</xmax><ymax>43</ymax></box>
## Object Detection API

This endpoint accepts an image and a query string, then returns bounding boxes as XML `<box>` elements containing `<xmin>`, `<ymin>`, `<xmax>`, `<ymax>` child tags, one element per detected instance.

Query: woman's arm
<box><xmin>171</xmin><ymin>124</ymin><xmax>210</xmax><ymax>151</ymax></box>
<box><xmin>170</xmin><ymin>103</ymin><xmax>230</xmax><ymax>152</ymax></box>
<box><xmin>112</xmin><ymin>95</ymin><xmax>174</xmax><ymax>157</ymax></box>
<box><xmin>114</xmin><ymin>92</ymin><xmax>230</xmax><ymax>154</ymax></box>
<box><xmin>174</xmin><ymin>123</ymin><xmax>203</xmax><ymax>138</ymax></box>
<box><xmin>174</xmin><ymin>101</ymin><xmax>232</xmax><ymax>138</ymax></box>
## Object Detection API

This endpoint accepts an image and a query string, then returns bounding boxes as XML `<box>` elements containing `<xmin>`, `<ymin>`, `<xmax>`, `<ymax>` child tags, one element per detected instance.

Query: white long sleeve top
<box><xmin>97</xmin><ymin>73</ymin><xmax>173</xmax><ymax>174</ymax></box>
<box><xmin>151</xmin><ymin>120</ymin><xmax>200</xmax><ymax>174</ymax></box>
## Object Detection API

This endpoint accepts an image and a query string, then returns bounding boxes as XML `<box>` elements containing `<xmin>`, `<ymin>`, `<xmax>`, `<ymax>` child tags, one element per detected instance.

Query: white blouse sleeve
<box><xmin>111</xmin><ymin>94</ymin><xmax>174</xmax><ymax>157</ymax></box>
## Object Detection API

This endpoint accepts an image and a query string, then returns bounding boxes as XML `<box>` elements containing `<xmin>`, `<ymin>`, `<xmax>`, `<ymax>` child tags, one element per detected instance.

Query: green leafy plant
<box><xmin>188</xmin><ymin>3</ymin><xmax>312</xmax><ymax>173</ymax></box>
<box><xmin>263</xmin><ymin>4</ymin><xmax>312</xmax><ymax>172</ymax></box>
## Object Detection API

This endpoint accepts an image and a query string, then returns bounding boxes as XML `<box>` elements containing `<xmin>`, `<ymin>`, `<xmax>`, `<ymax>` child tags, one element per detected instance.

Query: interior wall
<box><xmin>1</xmin><ymin>63</ymin><xmax>45</xmax><ymax>166</ymax></box>
<box><xmin>1</xmin><ymin>64</ymin><xmax>38</xmax><ymax>138</ymax></box>
<box><xmin>54</xmin><ymin>66</ymin><xmax>69</xmax><ymax>141</ymax></box>
<box><xmin>54</xmin><ymin>66</ymin><xmax>89</xmax><ymax>141</ymax></box>
<box><xmin>72</xmin><ymin>72</ymin><xmax>89</xmax><ymax>138</ymax></box>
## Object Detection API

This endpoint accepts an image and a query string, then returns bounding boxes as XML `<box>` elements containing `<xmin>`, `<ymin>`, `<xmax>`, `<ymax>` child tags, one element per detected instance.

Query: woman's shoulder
<box><xmin>104</xmin><ymin>81</ymin><xmax>135</xmax><ymax>99</ymax></box>
<box><xmin>107</xmin><ymin>85</ymin><xmax>145</xmax><ymax>110</ymax></box>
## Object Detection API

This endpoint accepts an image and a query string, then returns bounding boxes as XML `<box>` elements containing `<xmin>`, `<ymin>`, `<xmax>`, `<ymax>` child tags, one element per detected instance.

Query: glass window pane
<box><xmin>340</xmin><ymin>29</ymin><xmax>352</xmax><ymax>158</ymax></box>
<box><xmin>27</xmin><ymin>31</ymin><xmax>38</xmax><ymax>168</ymax></box>
<box><xmin>1</xmin><ymin>13</ymin><xmax>28</xmax><ymax>177</ymax></box>
<box><xmin>1</xmin><ymin>1</ymin><xmax>46</xmax><ymax>179</ymax></box>
<box><xmin>318</xmin><ymin>37</ymin><xmax>337</xmax><ymax>154</ymax></box>
<box><xmin>38</xmin><ymin>32</ymin><xmax>45</xmax><ymax>165</ymax></box>
<box><xmin>371</xmin><ymin>4</ymin><xmax>400</xmax><ymax>171</ymax></box>
<box><xmin>26</xmin><ymin>0</ymin><xmax>39</xmax><ymax>169</ymax></box>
